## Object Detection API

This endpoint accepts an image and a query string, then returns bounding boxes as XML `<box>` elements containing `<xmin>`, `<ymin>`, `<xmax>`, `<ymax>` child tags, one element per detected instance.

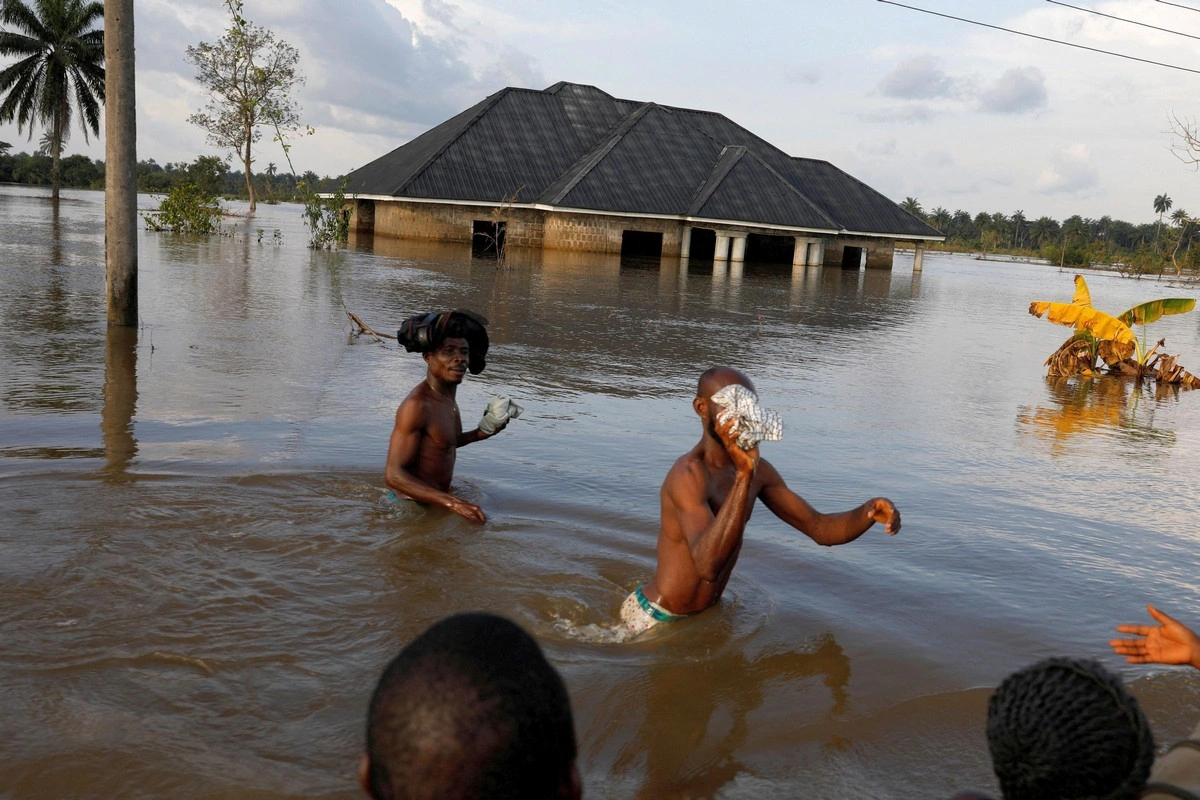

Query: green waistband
<box><xmin>635</xmin><ymin>584</ymin><xmax>686</xmax><ymax>622</ymax></box>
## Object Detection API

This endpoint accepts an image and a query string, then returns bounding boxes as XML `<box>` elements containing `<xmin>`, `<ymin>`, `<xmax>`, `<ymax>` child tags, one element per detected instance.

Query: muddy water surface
<box><xmin>2</xmin><ymin>185</ymin><xmax>1200</xmax><ymax>798</ymax></box>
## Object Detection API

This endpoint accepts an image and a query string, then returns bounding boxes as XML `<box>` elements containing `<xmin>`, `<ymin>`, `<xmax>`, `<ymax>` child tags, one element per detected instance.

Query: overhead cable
<box><xmin>1156</xmin><ymin>0</ymin><xmax>1200</xmax><ymax>15</ymax></box>
<box><xmin>1047</xmin><ymin>0</ymin><xmax>1200</xmax><ymax>42</ymax></box>
<box><xmin>876</xmin><ymin>0</ymin><xmax>1200</xmax><ymax>75</ymax></box>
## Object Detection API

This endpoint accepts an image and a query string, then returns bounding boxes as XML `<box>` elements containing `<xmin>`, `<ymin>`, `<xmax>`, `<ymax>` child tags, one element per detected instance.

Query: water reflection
<box><xmin>601</xmin><ymin>633</ymin><xmax>851</xmax><ymax>799</ymax></box>
<box><xmin>1017</xmin><ymin>376</ymin><xmax>1178</xmax><ymax>456</ymax></box>
<box><xmin>100</xmin><ymin>326</ymin><xmax>138</xmax><ymax>480</ymax></box>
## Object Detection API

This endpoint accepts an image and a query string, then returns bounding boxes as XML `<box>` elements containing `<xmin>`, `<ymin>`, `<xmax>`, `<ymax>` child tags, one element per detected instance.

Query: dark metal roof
<box><xmin>345</xmin><ymin>83</ymin><xmax>942</xmax><ymax>238</ymax></box>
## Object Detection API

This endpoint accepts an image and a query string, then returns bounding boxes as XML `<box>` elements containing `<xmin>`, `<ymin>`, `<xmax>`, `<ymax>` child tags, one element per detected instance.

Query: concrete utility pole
<box><xmin>105</xmin><ymin>0</ymin><xmax>137</xmax><ymax>326</ymax></box>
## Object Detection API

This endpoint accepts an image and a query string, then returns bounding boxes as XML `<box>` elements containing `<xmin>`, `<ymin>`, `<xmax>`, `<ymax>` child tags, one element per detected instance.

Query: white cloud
<box><xmin>1036</xmin><ymin>144</ymin><xmax>1099</xmax><ymax>194</ymax></box>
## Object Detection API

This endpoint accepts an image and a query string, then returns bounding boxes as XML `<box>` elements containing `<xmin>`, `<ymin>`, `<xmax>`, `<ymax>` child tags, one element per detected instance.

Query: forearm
<box><xmin>807</xmin><ymin>501</ymin><xmax>878</xmax><ymax>546</ymax></box>
<box><xmin>692</xmin><ymin>471</ymin><xmax>754</xmax><ymax>580</ymax></box>
<box><xmin>456</xmin><ymin>428</ymin><xmax>490</xmax><ymax>447</ymax></box>
<box><xmin>385</xmin><ymin>470</ymin><xmax>462</xmax><ymax>511</ymax></box>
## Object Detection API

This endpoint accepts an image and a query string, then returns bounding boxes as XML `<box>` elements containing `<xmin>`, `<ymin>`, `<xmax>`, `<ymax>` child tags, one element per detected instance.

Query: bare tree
<box><xmin>185</xmin><ymin>0</ymin><xmax>304</xmax><ymax>214</ymax></box>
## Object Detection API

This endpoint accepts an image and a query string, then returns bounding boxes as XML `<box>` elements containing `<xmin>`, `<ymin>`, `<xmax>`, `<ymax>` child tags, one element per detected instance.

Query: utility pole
<box><xmin>105</xmin><ymin>0</ymin><xmax>137</xmax><ymax>326</ymax></box>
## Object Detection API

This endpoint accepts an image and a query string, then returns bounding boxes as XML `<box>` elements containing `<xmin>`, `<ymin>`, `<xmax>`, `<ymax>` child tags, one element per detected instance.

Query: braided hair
<box><xmin>986</xmin><ymin>656</ymin><xmax>1155</xmax><ymax>800</ymax></box>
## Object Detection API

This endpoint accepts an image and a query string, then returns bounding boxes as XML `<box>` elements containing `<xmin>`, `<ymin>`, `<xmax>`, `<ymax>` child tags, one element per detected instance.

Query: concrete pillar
<box><xmin>913</xmin><ymin>242</ymin><xmax>925</xmax><ymax>272</ymax></box>
<box><xmin>793</xmin><ymin>237</ymin><xmax>809</xmax><ymax>267</ymax></box>
<box><xmin>730</xmin><ymin>235</ymin><xmax>747</xmax><ymax>263</ymax></box>
<box><xmin>678</xmin><ymin>257</ymin><xmax>689</xmax><ymax>289</ymax></box>
<box><xmin>807</xmin><ymin>239</ymin><xmax>825</xmax><ymax>267</ymax></box>
<box><xmin>729</xmin><ymin>260</ymin><xmax>744</xmax><ymax>287</ymax></box>
<box><xmin>714</xmin><ymin>233</ymin><xmax>730</xmax><ymax>261</ymax></box>
<box><xmin>680</xmin><ymin>226</ymin><xmax>692</xmax><ymax>259</ymax></box>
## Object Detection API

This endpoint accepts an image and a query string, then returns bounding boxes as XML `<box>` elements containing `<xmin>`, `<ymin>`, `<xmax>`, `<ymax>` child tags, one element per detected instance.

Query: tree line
<box><xmin>899</xmin><ymin>196</ymin><xmax>1200</xmax><ymax>276</ymax></box>
<box><xmin>0</xmin><ymin>143</ymin><xmax>344</xmax><ymax>200</ymax></box>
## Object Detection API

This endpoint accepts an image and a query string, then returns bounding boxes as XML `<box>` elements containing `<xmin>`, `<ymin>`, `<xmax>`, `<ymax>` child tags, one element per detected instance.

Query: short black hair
<box><xmin>364</xmin><ymin>613</ymin><xmax>577</xmax><ymax>800</ymax></box>
<box><xmin>986</xmin><ymin>657</ymin><xmax>1154</xmax><ymax>800</ymax></box>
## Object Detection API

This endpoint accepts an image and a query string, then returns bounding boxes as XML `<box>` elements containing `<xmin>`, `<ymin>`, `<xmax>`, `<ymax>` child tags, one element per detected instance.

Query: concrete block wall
<box><xmin>543</xmin><ymin>212</ymin><xmax>686</xmax><ymax>255</ymax></box>
<box><xmin>359</xmin><ymin>201</ymin><xmax>548</xmax><ymax>247</ymax></box>
<box><xmin>821</xmin><ymin>236</ymin><xmax>897</xmax><ymax>270</ymax></box>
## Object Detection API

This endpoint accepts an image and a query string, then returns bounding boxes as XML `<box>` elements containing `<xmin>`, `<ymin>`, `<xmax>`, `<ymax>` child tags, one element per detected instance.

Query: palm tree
<box><xmin>1154</xmin><ymin>193</ymin><xmax>1172</xmax><ymax>246</ymax></box>
<box><xmin>929</xmin><ymin>206</ymin><xmax>951</xmax><ymax>232</ymax></box>
<box><xmin>1011</xmin><ymin>209</ymin><xmax>1026</xmax><ymax>249</ymax></box>
<box><xmin>1029</xmin><ymin>216</ymin><xmax>1059</xmax><ymax>249</ymax></box>
<box><xmin>900</xmin><ymin>196</ymin><xmax>923</xmax><ymax>218</ymax></box>
<box><xmin>1171</xmin><ymin>207</ymin><xmax>1189</xmax><ymax>226</ymax></box>
<box><xmin>0</xmin><ymin>0</ymin><xmax>105</xmax><ymax>202</ymax></box>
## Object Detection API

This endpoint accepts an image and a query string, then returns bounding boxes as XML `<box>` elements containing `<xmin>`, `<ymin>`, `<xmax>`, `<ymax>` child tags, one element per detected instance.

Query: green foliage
<box><xmin>143</xmin><ymin>182</ymin><xmax>221</xmax><ymax>236</ymax></box>
<box><xmin>0</xmin><ymin>0</ymin><xmax>105</xmax><ymax>199</ymax></box>
<box><xmin>301</xmin><ymin>180</ymin><xmax>349</xmax><ymax>249</ymax></box>
<box><xmin>185</xmin><ymin>0</ymin><xmax>305</xmax><ymax>212</ymax></box>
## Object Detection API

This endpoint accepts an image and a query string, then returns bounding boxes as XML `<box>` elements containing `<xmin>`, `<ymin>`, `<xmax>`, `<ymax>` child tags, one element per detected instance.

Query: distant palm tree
<box><xmin>900</xmin><ymin>196</ymin><xmax>923</xmax><ymax>218</ymax></box>
<box><xmin>929</xmin><ymin>206</ymin><xmax>951</xmax><ymax>232</ymax></box>
<box><xmin>1171</xmin><ymin>207</ymin><xmax>1189</xmax><ymax>226</ymax></box>
<box><xmin>1029</xmin><ymin>216</ymin><xmax>1058</xmax><ymax>248</ymax></box>
<box><xmin>1011</xmin><ymin>209</ymin><xmax>1026</xmax><ymax>248</ymax></box>
<box><xmin>0</xmin><ymin>0</ymin><xmax>104</xmax><ymax>202</ymax></box>
<box><xmin>1154</xmin><ymin>193</ymin><xmax>1173</xmax><ymax>245</ymax></box>
<box><xmin>0</xmin><ymin>138</ymin><xmax>10</xmax><ymax>154</ymax></box>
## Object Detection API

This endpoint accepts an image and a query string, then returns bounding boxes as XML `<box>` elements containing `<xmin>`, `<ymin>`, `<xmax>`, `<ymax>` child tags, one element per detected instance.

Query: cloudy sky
<box><xmin>3</xmin><ymin>0</ymin><xmax>1200</xmax><ymax>224</ymax></box>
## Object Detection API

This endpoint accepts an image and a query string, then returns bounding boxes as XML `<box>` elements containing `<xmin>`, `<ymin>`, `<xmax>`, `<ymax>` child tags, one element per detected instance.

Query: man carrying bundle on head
<box><xmin>385</xmin><ymin>310</ymin><xmax>521</xmax><ymax>523</ymax></box>
<box><xmin>620</xmin><ymin>366</ymin><xmax>900</xmax><ymax>636</ymax></box>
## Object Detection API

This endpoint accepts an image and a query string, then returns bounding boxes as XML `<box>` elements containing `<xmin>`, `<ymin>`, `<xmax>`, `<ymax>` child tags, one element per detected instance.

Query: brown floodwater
<box><xmin>2</xmin><ymin>185</ymin><xmax>1199</xmax><ymax>798</ymax></box>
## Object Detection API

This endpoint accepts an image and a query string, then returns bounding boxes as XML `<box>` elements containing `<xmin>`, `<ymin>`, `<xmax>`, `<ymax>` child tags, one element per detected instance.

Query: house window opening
<box><xmin>840</xmin><ymin>246</ymin><xmax>864</xmax><ymax>269</ymax></box>
<box><xmin>472</xmin><ymin>220</ymin><xmax>506</xmax><ymax>258</ymax></box>
<box><xmin>620</xmin><ymin>230</ymin><xmax>663</xmax><ymax>258</ymax></box>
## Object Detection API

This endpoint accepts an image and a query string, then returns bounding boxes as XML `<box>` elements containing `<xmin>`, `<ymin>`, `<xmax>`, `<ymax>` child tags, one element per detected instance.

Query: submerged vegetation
<box><xmin>1029</xmin><ymin>274</ymin><xmax>1199</xmax><ymax>387</ymax></box>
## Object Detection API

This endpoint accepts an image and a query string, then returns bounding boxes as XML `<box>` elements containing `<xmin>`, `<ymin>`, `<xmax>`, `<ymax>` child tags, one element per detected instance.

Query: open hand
<box><xmin>867</xmin><ymin>498</ymin><xmax>900</xmax><ymax>535</ymax></box>
<box><xmin>447</xmin><ymin>496</ymin><xmax>486</xmax><ymax>524</ymax></box>
<box><xmin>1110</xmin><ymin>604</ymin><xmax>1200</xmax><ymax>669</ymax></box>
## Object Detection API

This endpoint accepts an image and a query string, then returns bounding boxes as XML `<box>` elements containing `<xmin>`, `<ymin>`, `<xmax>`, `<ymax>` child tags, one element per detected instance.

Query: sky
<box><xmin>3</xmin><ymin>0</ymin><xmax>1200</xmax><ymax>224</ymax></box>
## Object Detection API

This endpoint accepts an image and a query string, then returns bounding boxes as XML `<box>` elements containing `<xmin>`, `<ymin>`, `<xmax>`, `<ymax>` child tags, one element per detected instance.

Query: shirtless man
<box><xmin>385</xmin><ymin>313</ymin><xmax>507</xmax><ymax>523</ymax></box>
<box><xmin>620</xmin><ymin>366</ymin><xmax>901</xmax><ymax>635</ymax></box>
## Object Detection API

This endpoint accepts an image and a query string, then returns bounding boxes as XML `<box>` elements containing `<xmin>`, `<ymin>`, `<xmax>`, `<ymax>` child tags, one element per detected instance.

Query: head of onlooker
<box><xmin>358</xmin><ymin>612</ymin><xmax>581</xmax><ymax>800</ymax></box>
<box><xmin>981</xmin><ymin>656</ymin><xmax>1155</xmax><ymax>800</ymax></box>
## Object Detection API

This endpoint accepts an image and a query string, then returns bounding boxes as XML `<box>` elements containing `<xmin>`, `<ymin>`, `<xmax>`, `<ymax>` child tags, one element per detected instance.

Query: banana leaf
<box><xmin>1071</xmin><ymin>274</ymin><xmax>1092</xmax><ymax>307</ymax></box>
<box><xmin>1028</xmin><ymin>301</ymin><xmax>1136</xmax><ymax>346</ymax></box>
<box><xmin>1116</xmin><ymin>297</ymin><xmax>1196</xmax><ymax>326</ymax></box>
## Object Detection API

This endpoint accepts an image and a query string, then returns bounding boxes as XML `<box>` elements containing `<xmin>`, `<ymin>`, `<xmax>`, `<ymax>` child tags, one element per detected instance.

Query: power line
<box><xmin>1048</xmin><ymin>0</ymin><xmax>1200</xmax><ymax>43</ymax></box>
<box><xmin>1156</xmin><ymin>0</ymin><xmax>1200</xmax><ymax>15</ymax></box>
<box><xmin>876</xmin><ymin>0</ymin><xmax>1200</xmax><ymax>75</ymax></box>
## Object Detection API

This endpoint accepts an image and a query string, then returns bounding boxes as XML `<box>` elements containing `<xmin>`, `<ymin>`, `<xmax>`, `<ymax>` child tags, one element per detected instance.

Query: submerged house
<box><xmin>344</xmin><ymin>82</ymin><xmax>943</xmax><ymax>269</ymax></box>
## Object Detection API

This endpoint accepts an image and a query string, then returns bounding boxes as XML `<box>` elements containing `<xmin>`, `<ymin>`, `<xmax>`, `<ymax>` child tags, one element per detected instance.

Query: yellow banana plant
<box><xmin>1029</xmin><ymin>274</ymin><xmax>1196</xmax><ymax>366</ymax></box>
<box><xmin>1028</xmin><ymin>298</ymin><xmax>1139</xmax><ymax>359</ymax></box>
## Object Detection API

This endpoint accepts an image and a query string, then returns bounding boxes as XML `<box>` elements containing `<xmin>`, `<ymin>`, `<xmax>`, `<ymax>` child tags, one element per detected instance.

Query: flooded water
<box><xmin>2</xmin><ymin>184</ymin><xmax>1200</xmax><ymax>799</ymax></box>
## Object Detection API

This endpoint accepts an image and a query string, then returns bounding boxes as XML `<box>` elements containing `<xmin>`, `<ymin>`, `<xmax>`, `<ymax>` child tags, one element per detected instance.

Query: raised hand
<box><xmin>715</xmin><ymin>414</ymin><xmax>759</xmax><ymax>474</ymax></box>
<box><xmin>866</xmin><ymin>498</ymin><xmax>901</xmax><ymax>535</ymax></box>
<box><xmin>1110</xmin><ymin>604</ymin><xmax>1200</xmax><ymax>669</ymax></box>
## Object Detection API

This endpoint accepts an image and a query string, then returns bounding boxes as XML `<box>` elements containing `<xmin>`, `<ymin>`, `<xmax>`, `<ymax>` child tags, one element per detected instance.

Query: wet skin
<box><xmin>640</xmin><ymin>367</ymin><xmax>901</xmax><ymax>616</ymax></box>
<box><xmin>384</xmin><ymin>337</ymin><xmax>505</xmax><ymax>523</ymax></box>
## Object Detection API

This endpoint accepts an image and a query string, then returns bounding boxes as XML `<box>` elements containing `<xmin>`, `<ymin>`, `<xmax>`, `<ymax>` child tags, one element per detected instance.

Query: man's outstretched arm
<box><xmin>1110</xmin><ymin>604</ymin><xmax>1200</xmax><ymax>669</ymax></box>
<box><xmin>758</xmin><ymin>460</ymin><xmax>899</xmax><ymax>546</ymax></box>
<box><xmin>385</xmin><ymin>402</ymin><xmax>485</xmax><ymax>523</ymax></box>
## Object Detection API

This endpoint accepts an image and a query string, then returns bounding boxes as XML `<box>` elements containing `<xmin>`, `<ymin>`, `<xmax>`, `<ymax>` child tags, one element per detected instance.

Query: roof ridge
<box><xmin>741</xmin><ymin>149</ymin><xmax>841</xmax><ymax>229</ymax></box>
<box><xmin>394</xmin><ymin>88</ymin><xmax>510</xmax><ymax>196</ymax></box>
<box><xmin>686</xmin><ymin>146</ymin><xmax>746</xmax><ymax>216</ymax></box>
<box><xmin>540</xmin><ymin>101</ymin><xmax>658</xmax><ymax>205</ymax></box>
